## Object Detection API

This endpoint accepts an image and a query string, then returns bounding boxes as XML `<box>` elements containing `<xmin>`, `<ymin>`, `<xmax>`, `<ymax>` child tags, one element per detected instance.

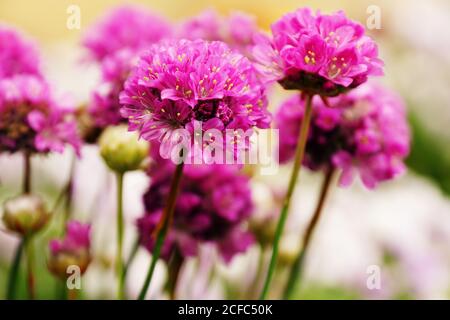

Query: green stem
<box><xmin>122</xmin><ymin>236</ymin><xmax>140</xmax><ymax>281</ymax></box>
<box><xmin>24</xmin><ymin>236</ymin><xmax>35</xmax><ymax>299</ymax></box>
<box><xmin>166</xmin><ymin>249</ymin><xmax>183</xmax><ymax>300</ymax></box>
<box><xmin>23</xmin><ymin>151</ymin><xmax>31</xmax><ymax>194</ymax></box>
<box><xmin>138</xmin><ymin>163</ymin><xmax>184</xmax><ymax>300</ymax></box>
<box><xmin>116</xmin><ymin>172</ymin><xmax>125</xmax><ymax>300</ymax></box>
<box><xmin>246</xmin><ymin>245</ymin><xmax>266</xmax><ymax>299</ymax></box>
<box><xmin>6</xmin><ymin>239</ymin><xmax>24</xmax><ymax>299</ymax></box>
<box><xmin>67</xmin><ymin>288</ymin><xmax>77</xmax><ymax>300</ymax></box>
<box><xmin>259</xmin><ymin>94</ymin><xmax>314</xmax><ymax>300</ymax></box>
<box><xmin>283</xmin><ymin>166</ymin><xmax>335</xmax><ymax>299</ymax></box>
<box><xmin>63</xmin><ymin>153</ymin><xmax>76</xmax><ymax>224</ymax></box>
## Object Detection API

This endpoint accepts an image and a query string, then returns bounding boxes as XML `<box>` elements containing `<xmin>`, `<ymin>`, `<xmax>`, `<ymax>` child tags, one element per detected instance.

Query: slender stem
<box><xmin>122</xmin><ymin>236</ymin><xmax>140</xmax><ymax>280</ymax></box>
<box><xmin>63</xmin><ymin>153</ymin><xmax>77</xmax><ymax>224</ymax></box>
<box><xmin>23</xmin><ymin>151</ymin><xmax>31</xmax><ymax>194</ymax></box>
<box><xmin>246</xmin><ymin>245</ymin><xmax>266</xmax><ymax>299</ymax></box>
<box><xmin>24</xmin><ymin>236</ymin><xmax>35</xmax><ymax>299</ymax></box>
<box><xmin>138</xmin><ymin>163</ymin><xmax>184</xmax><ymax>300</ymax></box>
<box><xmin>120</xmin><ymin>236</ymin><xmax>140</xmax><ymax>299</ymax></box>
<box><xmin>166</xmin><ymin>249</ymin><xmax>183</xmax><ymax>300</ymax></box>
<box><xmin>116</xmin><ymin>172</ymin><xmax>125</xmax><ymax>300</ymax></box>
<box><xmin>6</xmin><ymin>239</ymin><xmax>24</xmax><ymax>299</ymax></box>
<box><xmin>259</xmin><ymin>94</ymin><xmax>314</xmax><ymax>300</ymax></box>
<box><xmin>67</xmin><ymin>288</ymin><xmax>77</xmax><ymax>300</ymax></box>
<box><xmin>283</xmin><ymin>167</ymin><xmax>335</xmax><ymax>299</ymax></box>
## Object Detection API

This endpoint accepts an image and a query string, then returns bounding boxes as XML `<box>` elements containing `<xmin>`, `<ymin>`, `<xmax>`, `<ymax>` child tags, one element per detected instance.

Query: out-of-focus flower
<box><xmin>99</xmin><ymin>125</ymin><xmax>149</xmax><ymax>173</ymax></box>
<box><xmin>87</xmin><ymin>50</ymin><xmax>136</xmax><ymax>130</ymax></box>
<box><xmin>0</xmin><ymin>75</ymin><xmax>81</xmax><ymax>154</ymax></box>
<box><xmin>82</xmin><ymin>6</ymin><xmax>173</xmax><ymax>137</ymax></box>
<box><xmin>177</xmin><ymin>10</ymin><xmax>259</xmax><ymax>56</ymax></box>
<box><xmin>82</xmin><ymin>5</ymin><xmax>172</xmax><ymax>62</ymax></box>
<box><xmin>252</xmin><ymin>8</ymin><xmax>383</xmax><ymax>96</ymax></box>
<box><xmin>120</xmin><ymin>39</ymin><xmax>270</xmax><ymax>160</ymax></box>
<box><xmin>2</xmin><ymin>194</ymin><xmax>49</xmax><ymax>236</ymax></box>
<box><xmin>138</xmin><ymin>160</ymin><xmax>254</xmax><ymax>263</ymax></box>
<box><xmin>48</xmin><ymin>220</ymin><xmax>91</xmax><ymax>278</ymax></box>
<box><xmin>0</xmin><ymin>24</ymin><xmax>41</xmax><ymax>78</ymax></box>
<box><xmin>275</xmin><ymin>83</ymin><xmax>410</xmax><ymax>189</ymax></box>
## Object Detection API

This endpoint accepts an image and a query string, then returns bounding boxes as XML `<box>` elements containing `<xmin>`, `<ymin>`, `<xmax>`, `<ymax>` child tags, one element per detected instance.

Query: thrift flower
<box><xmin>138</xmin><ymin>158</ymin><xmax>254</xmax><ymax>263</ymax></box>
<box><xmin>0</xmin><ymin>75</ymin><xmax>81</xmax><ymax>154</ymax></box>
<box><xmin>83</xmin><ymin>6</ymin><xmax>172</xmax><ymax>136</ymax></box>
<box><xmin>0</xmin><ymin>24</ymin><xmax>41</xmax><ymax>78</ymax></box>
<box><xmin>88</xmin><ymin>49</ymin><xmax>136</xmax><ymax>130</ymax></box>
<box><xmin>120</xmin><ymin>39</ymin><xmax>270</xmax><ymax>160</ymax></box>
<box><xmin>178</xmin><ymin>10</ymin><xmax>259</xmax><ymax>56</ymax></box>
<box><xmin>275</xmin><ymin>83</ymin><xmax>410</xmax><ymax>188</ymax></box>
<box><xmin>252</xmin><ymin>8</ymin><xmax>383</xmax><ymax>96</ymax></box>
<box><xmin>48</xmin><ymin>221</ymin><xmax>91</xmax><ymax>278</ymax></box>
<box><xmin>82</xmin><ymin>5</ymin><xmax>172</xmax><ymax>62</ymax></box>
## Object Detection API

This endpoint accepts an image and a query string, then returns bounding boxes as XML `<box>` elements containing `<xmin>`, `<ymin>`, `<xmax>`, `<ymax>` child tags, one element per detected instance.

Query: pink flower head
<box><xmin>48</xmin><ymin>221</ymin><xmax>91</xmax><ymax>277</ymax></box>
<box><xmin>120</xmin><ymin>39</ymin><xmax>271</xmax><ymax>161</ymax></box>
<box><xmin>49</xmin><ymin>221</ymin><xmax>91</xmax><ymax>256</ymax></box>
<box><xmin>82</xmin><ymin>5</ymin><xmax>172</xmax><ymax>62</ymax></box>
<box><xmin>83</xmin><ymin>5</ymin><xmax>172</xmax><ymax>134</ymax></box>
<box><xmin>177</xmin><ymin>10</ymin><xmax>260</xmax><ymax>57</ymax></box>
<box><xmin>138</xmin><ymin>159</ymin><xmax>254</xmax><ymax>263</ymax></box>
<box><xmin>87</xmin><ymin>49</ymin><xmax>137</xmax><ymax>132</ymax></box>
<box><xmin>0</xmin><ymin>24</ymin><xmax>42</xmax><ymax>78</ymax></box>
<box><xmin>0</xmin><ymin>75</ymin><xmax>81</xmax><ymax>154</ymax></box>
<box><xmin>275</xmin><ymin>83</ymin><xmax>410</xmax><ymax>189</ymax></box>
<box><xmin>252</xmin><ymin>8</ymin><xmax>383</xmax><ymax>96</ymax></box>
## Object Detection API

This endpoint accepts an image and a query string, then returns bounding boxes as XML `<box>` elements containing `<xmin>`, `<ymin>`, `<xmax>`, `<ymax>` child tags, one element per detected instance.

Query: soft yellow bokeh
<box><xmin>0</xmin><ymin>0</ymin><xmax>392</xmax><ymax>44</ymax></box>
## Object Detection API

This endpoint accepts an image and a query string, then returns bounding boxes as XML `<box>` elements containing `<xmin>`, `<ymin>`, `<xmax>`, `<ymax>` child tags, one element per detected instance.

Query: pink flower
<box><xmin>0</xmin><ymin>75</ymin><xmax>81</xmax><ymax>154</ymax></box>
<box><xmin>48</xmin><ymin>221</ymin><xmax>91</xmax><ymax>277</ymax></box>
<box><xmin>275</xmin><ymin>83</ymin><xmax>410</xmax><ymax>189</ymax></box>
<box><xmin>120</xmin><ymin>39</ymin><xmax>270</xmax><ymax>160</ymax></box>
<box><xmin>0</xmin><ymin>24</ymin><xmax>41</xmax><ymax>78</ymax></box>
<box><xmin>82</xmin><ymin>5</ymin><xmax>172</xmax><ymax>62</ymax></box>
<box><xmin>177</xmin><ymin>10</ymin><xmax>260</xmax><ymax>57</ymax></box>
<box><xmin>83</xmin><ymin>6</ymin><xmax>172</xmax><ymax>134</ymax></box>
<box><xmin>252</xmin><ymin>8</ymin><xmax>383</xmax><ymax>96</ymax></box>
<box><xmin>87</xmin><ymin>50</ymin><xmax>136</xmax><ymax>130</ymax></box>
<box><xmin>49</xmin><ymin>221</ymin><xmax>91</xmax><ymax>255</ymax></box>
<box><xmin>138</xmin><ymin>159</ymin><xmax>254</xmax><ymax>263</ymax></box>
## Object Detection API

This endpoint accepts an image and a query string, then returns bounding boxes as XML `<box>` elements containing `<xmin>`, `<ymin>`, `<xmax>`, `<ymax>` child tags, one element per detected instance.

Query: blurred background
<box><xmin>0</xmin><ymin>0</ymin><xmax>449</xmax><ymax>299</ymax></box>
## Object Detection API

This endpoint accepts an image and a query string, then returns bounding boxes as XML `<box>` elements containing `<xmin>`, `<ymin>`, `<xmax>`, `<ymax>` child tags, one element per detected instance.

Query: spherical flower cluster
<box><xmin>120</xmin><ymin>39</ymin><xmax>271</xmax><ymax>160</ymax></box>
<box><xmin>87</xmin><ymin>49</ymin><xmax>136</xmax><ymax>130</ymax></box>
<box><xmin>82</xmin><ymin>5</ymin><xmax>172</xmax><ymax>62</ymax></box>
<box><xmin>275</xmin><ymin>83</ymin><xmax>410</xmax><ymax>189</ymax></box>
<box><xmin>82</xmin><ymin>6</ymin><xmax>173</xmax><ymax>137</ymax></box>
<box><xmin>0</xmin><ymin>24</ymin><xmax>41</xmax><ymax>78</ymax></box>
<box><xmin>252</xmin><ymin>8</ymin><xmax>383</xmax><ymax>96</ymax></box>
<box><xmin>138</xmin><ymin>160</ymin><xmax>254</xmax><ymax>262</ymax></box>
<box><xmin>48</xmin><ymin>221</ymin><xmax>91</xmax><ymax>278</ymax></box>
<box><xmin>0</xmin><ymin>75</ymin><xmax>81</xmax><ymax>154</ymax></box>
<box><xmin>177</xmin><ymin>10</ymin><xmax>259</xmax><ymax>56</ymax></box>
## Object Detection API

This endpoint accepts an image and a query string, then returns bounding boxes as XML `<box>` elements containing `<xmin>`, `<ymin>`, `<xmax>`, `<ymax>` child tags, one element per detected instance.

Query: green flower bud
<box><xmin>2</xmin><ymin>194</ymin><xmax>49</xmax><ymax>236</ymax></box>
<box><xmin>99</xmin><ymin>125</ymin><xmax>150</xmax><ymax>173</ymax></box>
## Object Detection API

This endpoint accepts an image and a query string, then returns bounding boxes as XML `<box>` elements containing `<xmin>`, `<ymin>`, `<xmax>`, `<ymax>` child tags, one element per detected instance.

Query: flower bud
<box><xmin>99</xmin><ymin>125</ymin><xmax>149</xmax><ymax>173</ymax></box>
<box><xmin>2</xmin><ymin>194</ymin><xmax>49</xmax><ymax>236</ymax></box>
<box><xmin>48</xmin><ymin>221</ymin><xmax>91</xmax><ymax>279</ymax></box>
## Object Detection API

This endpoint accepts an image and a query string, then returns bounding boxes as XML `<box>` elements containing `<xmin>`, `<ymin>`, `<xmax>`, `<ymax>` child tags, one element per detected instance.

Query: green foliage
<box><xmin>406</xmin><ymin>112</ymin><xmax>450</xmax><ymax>196</ymax></box>
<box><xmin>293</xmin><ymin>283</ymin><xmax>360</xmax><ymax>300</ymax></box>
